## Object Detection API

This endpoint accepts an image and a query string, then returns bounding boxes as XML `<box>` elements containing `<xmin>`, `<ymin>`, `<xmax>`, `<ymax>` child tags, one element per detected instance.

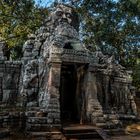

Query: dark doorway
<box><xmin>60</xmin><ymin>64</ymin><xmax>79</xmax><ymax>124</ymax></box>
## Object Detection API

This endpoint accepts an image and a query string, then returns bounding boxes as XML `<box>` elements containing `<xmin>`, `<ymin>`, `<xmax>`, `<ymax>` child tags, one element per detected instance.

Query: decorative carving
<box><xmin>50</xmin><ymin>4</ymin><xmax>79</xmax><ymax>31</ymax></box>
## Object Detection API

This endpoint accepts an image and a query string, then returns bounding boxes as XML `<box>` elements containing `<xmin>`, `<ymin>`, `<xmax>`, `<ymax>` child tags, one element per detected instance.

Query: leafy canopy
<box><xmin>0</xmin><ymin>0</ymin><xmax>48</xmax><ymax>59</ymax></box>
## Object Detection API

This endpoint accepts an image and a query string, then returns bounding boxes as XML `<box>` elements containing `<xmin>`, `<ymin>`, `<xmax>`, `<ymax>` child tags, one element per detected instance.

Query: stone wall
<box><xmin>95</xmin><ymin>65</ymin><xmax>137</xmax><ymax>116</ymax></box>
<box><xmin>0</xmin><ymin>61</ymin><xmax>21</xmax><ymax>105</ymax></box>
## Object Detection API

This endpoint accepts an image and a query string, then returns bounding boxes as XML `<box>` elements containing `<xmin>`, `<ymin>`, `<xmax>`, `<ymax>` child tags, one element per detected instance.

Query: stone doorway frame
<box><xmin>59</xmin><ymin>62</ymin><xmax>88</xmax><ymax>125</ymax></box>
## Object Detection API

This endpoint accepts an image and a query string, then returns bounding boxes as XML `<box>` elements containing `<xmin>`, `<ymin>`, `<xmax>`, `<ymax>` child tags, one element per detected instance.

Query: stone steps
<box><xmin>0</xmin><ymin>112</ymin><xmax>23</xmax><ymax>129</ymax></box>
<box><xmin>26</xmin><ymin>123</ymin><xmax>61</xmax><ymax>131</ymax></box>
<box><xmin>25</xmin><ymin>109</ymin><xmax>62</xmax><ymax>139</ymax></box>
<box><xmin>62</xmin><ymin>124</ymin><xmax>110</xmax><ymax>140</ymax></box>
<box><xmin>26</xmin><ymin>116</ymin><xmax>63</xmax><ymax>139</ymax></box>
<box><xmin>26</xmin><ymin>115</ymin><xmax>63</xmax><ymax>139</ymax></box>
<box><xmin>64</xmin><ymin>132</ymin><xmax>102</xmax><ymax>139</ymax></box>
<box><xmin>104</xmin><ymin>128</ymin><xmax>125</xmax><ymax>136</ymax></box>
<box><xmin>26</xmin><ymin>112</ymin><xmax>61</xmax><ymax>132</ymax></box>
<box><xmin>28</xmin><ymin>131</ymin><xmax>64</xmax><ymax>139</ymax></box>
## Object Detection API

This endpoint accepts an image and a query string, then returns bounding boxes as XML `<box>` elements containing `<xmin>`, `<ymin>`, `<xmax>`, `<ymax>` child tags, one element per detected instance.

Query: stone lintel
<box><xmin>48</xmin><ymin>61</ymin><xmax>62</xmax><ymax>68</ymax></box>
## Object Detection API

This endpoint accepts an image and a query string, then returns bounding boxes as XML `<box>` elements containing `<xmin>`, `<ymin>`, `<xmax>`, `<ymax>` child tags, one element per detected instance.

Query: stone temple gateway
<box><xmin>0</xmin><ymin>3</ymin><xmax>138</xmax><ymax>138</ymax></box>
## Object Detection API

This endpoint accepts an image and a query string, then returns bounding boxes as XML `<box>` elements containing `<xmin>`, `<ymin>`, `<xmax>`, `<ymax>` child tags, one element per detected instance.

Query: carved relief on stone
<box><xmin>52</xmin><ymin>5</ymin><xmax>73</xmax><ymax>24</ymax></box>
<box><xmin>22</xmin><ymin>34</ymin><xmax>36</xmax><ymax>59</ymax></box>
<box><xmin>50</xmin><ymin>4</ymin><xmax>79</xmax><ymax>31</ymax></box>
<box><xmin>54</xmin><ymin>22</ymin><xmax>79</xmax><ymax>39</ymax></box>
<box><xmin>20</xmin><ymin>60</ymin><xmax>39</xmax><ymax>107</ymax></box>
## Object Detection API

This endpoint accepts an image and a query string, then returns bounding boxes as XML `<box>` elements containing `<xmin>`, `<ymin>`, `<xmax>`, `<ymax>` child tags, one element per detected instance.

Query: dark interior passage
<box><xmin>60</xmin><ymin>64</ymin><xmax>79</xmax><ymax>124</ymax></box>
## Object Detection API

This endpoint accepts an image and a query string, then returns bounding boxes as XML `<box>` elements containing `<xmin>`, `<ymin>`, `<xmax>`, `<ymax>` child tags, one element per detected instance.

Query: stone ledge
<box><xmin>27</xmin><ymin>117</ymin><xmax>48</xmax><ymax>124</ymax></box>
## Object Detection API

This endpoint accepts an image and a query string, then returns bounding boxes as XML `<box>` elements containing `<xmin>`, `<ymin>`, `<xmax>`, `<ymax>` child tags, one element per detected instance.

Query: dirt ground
<box><xmin>112</xmin><ymin>135</ymin><xmax>140</xmax><ymax>140</ymax></box>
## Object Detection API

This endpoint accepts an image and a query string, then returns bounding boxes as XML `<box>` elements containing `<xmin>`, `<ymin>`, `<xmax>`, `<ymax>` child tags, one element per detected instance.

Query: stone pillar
<box><xmin>47</xmin><ymin>62</ymin><xmax>61</xmax><ymax>126</ymax></box>
<box><xmin>0</xmin><ymin>62</ymin><xmax>4</xmax><ymax>102</ymax></box>
<box><xmin>129</xmin><ymin>86</ymin><xmax>137</xmax><ymax>115</ymax></box>
<box><xmin>103</xmin><ymin>74</ymin><xmax>110</xmax><ymax>110</ymax></box>
<box><xmin>76</xmin><ymin>65</ymin><xmax>86</xmax><ymax>124</ymax></box>
<box><xmin>0</xmin><ymin>77</ymin><xmax>2</xmax><ymax>101</ymax></box>
<box><xmin>85</xmin><ymin>65</ymin><xmax>104</xmax><ymax>125</ymax></box>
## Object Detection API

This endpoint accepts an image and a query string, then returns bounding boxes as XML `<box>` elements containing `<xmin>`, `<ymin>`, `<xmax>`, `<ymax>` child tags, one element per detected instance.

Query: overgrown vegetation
<box><xmin>0</xmin><ymin>0</ymin><xmax>48</xmax><ymax>59</ymax></box>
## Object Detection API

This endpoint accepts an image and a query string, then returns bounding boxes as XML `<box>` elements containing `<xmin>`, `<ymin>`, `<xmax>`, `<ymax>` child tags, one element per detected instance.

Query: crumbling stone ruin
<box><xmin>0</xmin><ymin>3</ymin><xmax>138</xmax><ymax>138</ymax></box>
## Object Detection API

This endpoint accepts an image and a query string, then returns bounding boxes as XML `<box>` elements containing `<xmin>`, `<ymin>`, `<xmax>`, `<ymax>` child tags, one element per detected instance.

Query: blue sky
<box><xmin>34</xmin><ymin>0</ymin><xmax>55</xmax><ymax>6</ymax></box>
<box><xmin>34</xmin><ymin>0</ymin><xmax>119</xmax><ymax>7</ymax></box>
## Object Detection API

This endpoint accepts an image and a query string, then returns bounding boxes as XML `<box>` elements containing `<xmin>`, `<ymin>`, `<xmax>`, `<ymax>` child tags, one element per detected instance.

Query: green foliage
<box><xmin>0</xmin><ymin>0</ymin><xmax>48</xmax><ymax>59</ymax></box>
<box><xmin>78</xmin><ymin>0</ymin><xmax>139</xmax><ymax>62</ymax></box>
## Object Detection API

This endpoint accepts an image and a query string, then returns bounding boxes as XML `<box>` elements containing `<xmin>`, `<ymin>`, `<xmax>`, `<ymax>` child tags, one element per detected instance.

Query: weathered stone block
<box><xmin>27</xmin><ymin>117</ymin><xmax>48</xmax><ymax>124</ymax></box>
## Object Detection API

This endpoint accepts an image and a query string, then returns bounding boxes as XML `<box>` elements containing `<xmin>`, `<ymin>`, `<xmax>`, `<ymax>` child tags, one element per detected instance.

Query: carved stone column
<box><xmin>0</xmin><ymin>61</ymin><xmax>4</xmax><ymax>102</ymax></box>
<box><xmin>103</xmin><ymin>74</ymin><xmax>110</xmax><ymax>110</ymax></box>
<box><xmin>47</xmin><ymin>62</ymin><xmax>61</xmax><ymax>126</ymax></box>
<box><xmin>0</xmin><ymin>77</ymin><xmax>2</xmax><ymax>101</ymax></box>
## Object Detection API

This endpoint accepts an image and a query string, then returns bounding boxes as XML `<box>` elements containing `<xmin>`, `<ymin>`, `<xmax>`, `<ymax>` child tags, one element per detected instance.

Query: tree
<box><xmin>0</xmin><ymin>0</ymin><xmax>48</xmax><ymax>59</ymax></box>
<box><xmin>78</xmin><ymin>0</ymin><xmax>139</xmax><ymax>63</ymax></box>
